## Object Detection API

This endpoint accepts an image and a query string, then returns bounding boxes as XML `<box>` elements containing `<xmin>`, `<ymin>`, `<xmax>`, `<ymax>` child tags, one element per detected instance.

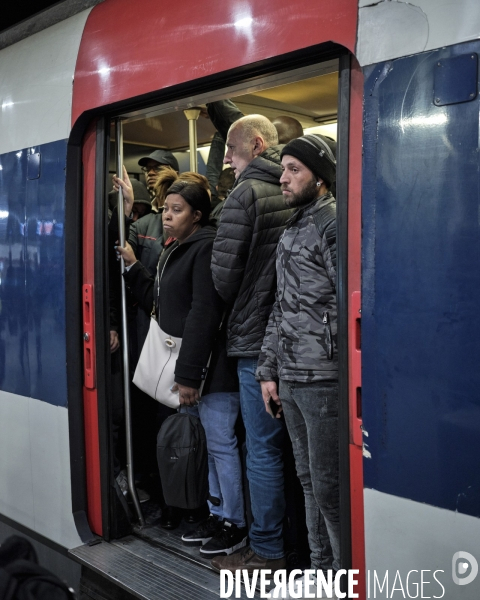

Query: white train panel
<box><xmin>0</xmin><ymin>391</ymin><xmax>81</xmax><ymax>548</ymax></box>
<box><xmin>357</xmin><ymin>0</ymin><xmax>480</xmax><ymax>66</ymax></box>
<box><xmin>0</xmin><ymin>10</ymin><xmax>91</xmax><ymax>155</ymax></box>
<box><xmin>364</xmin><ymin>489</ymin><xmax>480</xmax><ymax>599</ymax></box>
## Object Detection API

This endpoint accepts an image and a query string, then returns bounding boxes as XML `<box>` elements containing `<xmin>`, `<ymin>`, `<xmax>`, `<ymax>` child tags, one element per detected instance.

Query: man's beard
<box><xmin>282</xmin><ymin>176</ymin><xmax>318</xmax><ymax>208</ymax></box>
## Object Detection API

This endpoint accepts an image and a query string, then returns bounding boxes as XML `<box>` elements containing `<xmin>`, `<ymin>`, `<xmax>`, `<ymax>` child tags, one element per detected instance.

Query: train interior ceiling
<box><xmin>103</xmin><ymin>63</ymin><xmax>339</xmax><ymax>572</ymax></box>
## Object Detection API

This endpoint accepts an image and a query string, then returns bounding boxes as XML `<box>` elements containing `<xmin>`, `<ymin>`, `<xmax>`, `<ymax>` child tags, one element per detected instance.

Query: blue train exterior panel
<box><xmin>0</xmin><ymin>139</ymin><xmax>67</xmax><ymax>407</ymax></box>
<box><xmin>362</xmin><ymin>41</ymin><xmax>480</xmax><ymax>518</ymax></box>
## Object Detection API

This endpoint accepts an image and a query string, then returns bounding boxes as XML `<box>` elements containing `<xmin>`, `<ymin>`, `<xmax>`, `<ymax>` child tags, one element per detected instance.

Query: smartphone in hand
<box><xmin>266</xmin><ymin>398</ymin><xmax>281</xmax><ymax>418</ymax></box>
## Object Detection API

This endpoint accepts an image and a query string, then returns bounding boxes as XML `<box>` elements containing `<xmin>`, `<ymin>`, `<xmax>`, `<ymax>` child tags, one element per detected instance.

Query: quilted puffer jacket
<box><xmin>211</xmin><ymin>146</ymin><xmax>294</xmax><ymax>356</ymax></box>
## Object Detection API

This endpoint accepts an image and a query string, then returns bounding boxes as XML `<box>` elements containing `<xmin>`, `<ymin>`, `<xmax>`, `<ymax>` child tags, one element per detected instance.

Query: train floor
<box><xmin>72</xmin><ymin>498</ymin><xmax>256</xmax><ymax>600</ymax></box>
<box><xmin>71</xmin><ymin>498</ymin><xmax>316</xmax><ymax>600</ymax></box>
<box><xmin>134</xmin><ymin>502</ymin><xmax>215</xmax><ymax>570</ymax></box>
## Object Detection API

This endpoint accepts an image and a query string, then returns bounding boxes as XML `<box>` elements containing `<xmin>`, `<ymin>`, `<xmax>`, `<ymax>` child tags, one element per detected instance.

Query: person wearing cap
<box><xmin>256</xmin><ymin>134</ymin><xmax>340</xmax><ymax>584</ymax></box>
<box><xmin>137</xmin><ymin>149</ymin><xmax>179</xmax><ymax>198</ymax></box>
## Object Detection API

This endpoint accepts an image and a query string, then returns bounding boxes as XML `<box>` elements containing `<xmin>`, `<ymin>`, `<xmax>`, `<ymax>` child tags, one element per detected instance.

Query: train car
<box><xmin>0</xmin><ymin>0</ymin><xmax>479</xmax><ymax>598</ymax></box>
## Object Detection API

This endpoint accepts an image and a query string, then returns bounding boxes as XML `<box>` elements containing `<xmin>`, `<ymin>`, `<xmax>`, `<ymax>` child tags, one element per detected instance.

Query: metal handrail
<box><xmin>115</xmin><ymin>118</ymin><xmax>145</xmax><ymax>526</ymax></box>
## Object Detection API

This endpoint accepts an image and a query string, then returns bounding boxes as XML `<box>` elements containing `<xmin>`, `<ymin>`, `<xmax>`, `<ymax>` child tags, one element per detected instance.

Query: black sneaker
<box><xmin>199</xmin><ymin>521</ymin><xmax>248</xmax><ymax>557</ymax></box>
<box><xmin>181</xmin><ymin>514</ymin><xmax>221</xmax><ymax>546</ymax></box>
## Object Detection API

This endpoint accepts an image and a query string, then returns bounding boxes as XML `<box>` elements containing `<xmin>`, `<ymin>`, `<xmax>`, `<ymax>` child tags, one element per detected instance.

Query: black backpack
<box><xmin>0</xmin><ymin>536</ymin><xmax>75</xmax><ymax>600</ymax></box>
<box><xmin>157</xmin><ymin>412</ymin><xmax>208</xmax><ymax>510</ymax></box>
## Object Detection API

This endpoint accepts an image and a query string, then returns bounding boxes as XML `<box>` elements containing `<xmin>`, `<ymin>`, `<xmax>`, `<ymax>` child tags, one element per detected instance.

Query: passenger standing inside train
<box><xmin>137</xmin><ymin>149</ymin><xmax>179</xmax><ymax>202</ymax></box>
<box><xmin>113</xmin><ymin>167</ymin><xmax>224</xmax><ymax>529</ymax></box>
<box><xmin>108</xmin><ymin>178</ymin><xmax>152</xmax><ymax>503</ymax></box>
<box><xmin>271</xmin><ymin>116</ymin><xmax>304</xmax><ymax>144</ymax></box>
<box><xmin>210</xmin><ymin>167</ymin><xmax>235</xmax><ymax>222</ymax></box>
<box><xmin>210</xmin><ymin>115</ymin><xmax>293</xmax><ymax>573</ymax></box>
<box><xmin>256</xmin><ymin>135</ymin><xmax>340</xmax><ymax>581</ymax></box>
<box><xmin>116</xmin><ymin>180</ymin><xmax>247</xmax><ymax>557</ymax></box>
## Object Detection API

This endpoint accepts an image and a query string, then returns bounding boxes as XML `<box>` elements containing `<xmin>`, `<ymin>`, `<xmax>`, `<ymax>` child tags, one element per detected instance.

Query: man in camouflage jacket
<box><xmin>256</xmin><ymin>134</ymin><xmax>340</xmax><ymax>579</ymax></box>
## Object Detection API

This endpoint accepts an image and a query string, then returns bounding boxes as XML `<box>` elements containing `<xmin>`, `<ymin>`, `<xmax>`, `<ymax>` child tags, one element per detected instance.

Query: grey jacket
<box><xmin>211</xmin><ymin>147</ymin><xmax>294</xmax><ymax>356</ymax></box>
<box><xmin>256</xmin><ymin>193</ymin><xmax>337</xmax><ymax>382</ymax></box>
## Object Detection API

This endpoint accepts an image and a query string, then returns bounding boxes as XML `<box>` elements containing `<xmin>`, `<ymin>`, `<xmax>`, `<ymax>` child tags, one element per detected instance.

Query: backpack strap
<box><xmin>313</xmin><ymin>198</ymin><xmax>337</xmax><ymax>270</ymax></box>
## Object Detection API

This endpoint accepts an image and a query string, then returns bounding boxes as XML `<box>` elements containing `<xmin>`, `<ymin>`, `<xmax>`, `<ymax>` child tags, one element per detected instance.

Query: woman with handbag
<box><xmin>111</xmin><ymin>168</ymin><xmax>214</xmax><ymax>528</ymax></box>
<box><xmin>115</xmin><ymin>178</ymin><xmax>247</xmax><ymax>558</ymax></box>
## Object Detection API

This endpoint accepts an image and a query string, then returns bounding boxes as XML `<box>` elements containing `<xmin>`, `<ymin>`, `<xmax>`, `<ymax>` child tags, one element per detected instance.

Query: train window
<box><xmin>103</xmin><ymin>61</ymin><xmax>345</xmax><ymax>579</ymax></box>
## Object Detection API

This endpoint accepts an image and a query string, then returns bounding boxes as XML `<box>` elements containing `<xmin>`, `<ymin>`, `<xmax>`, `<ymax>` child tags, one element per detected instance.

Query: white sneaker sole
<box><xmin>199</xmin><ymin>535</ymin><xmax>248</xmax><ymax>556</ymax></box>
<box><xmin>181</xmin><ymin>534</ymin><xmax>213</xmax><ymax>546</ymax></box>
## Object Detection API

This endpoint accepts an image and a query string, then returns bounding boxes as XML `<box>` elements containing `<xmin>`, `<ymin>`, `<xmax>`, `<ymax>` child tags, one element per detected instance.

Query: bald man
<box><xmin>210</xmin><ymin>115</ymin><xmax>295</xmax><ymax>573</ymax></box>
<box><xmin>272</xmin><ymin>115</ymin><xmax>304</xmax><ymax>144</ymax></box>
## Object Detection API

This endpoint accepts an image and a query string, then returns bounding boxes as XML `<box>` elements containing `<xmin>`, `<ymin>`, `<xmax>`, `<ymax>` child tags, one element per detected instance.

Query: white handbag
<box><xmin>133</xmin><ymin>247</ymin><xmax>183</xmax><ymax>408</ymax></box>
<box><xmin>132</xmin><ymin>246</ymin><xmax>219</xmax><ymax>407</ymax></box>
<box><xmin>132</xmin><ymin>246</ymin><xmax>212</xmax><ymax>408</ymax></box>
<box><xmin>133</xmin><ymin>315</ymin><xmax>183</xmax><ymax>408</ymax></box>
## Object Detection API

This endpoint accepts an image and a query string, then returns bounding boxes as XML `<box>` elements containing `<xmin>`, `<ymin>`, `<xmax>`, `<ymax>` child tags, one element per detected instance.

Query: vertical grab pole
<box><xmin>115</xmin><ymin>118</ymin><xmax>145</xmax><ymax>526</ymax></box>
<box><xmin>183</xmin><ymin>108</ymin><xmax>201</xmax><ymax>172</ymax></box>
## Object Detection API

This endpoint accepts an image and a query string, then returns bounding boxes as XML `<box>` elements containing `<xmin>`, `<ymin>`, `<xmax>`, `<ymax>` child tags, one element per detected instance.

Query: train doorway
<box><xmin>74</xmin><ymin>51</ymin><xmax>364</xmax><ymax>598</ymax></box>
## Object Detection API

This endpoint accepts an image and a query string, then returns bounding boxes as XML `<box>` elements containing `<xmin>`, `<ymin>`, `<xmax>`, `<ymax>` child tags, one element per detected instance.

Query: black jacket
<box><xmin>206</xmin><ymin>99</ymin><xmax>243</xmax><ymax>141</ymax></box>
<box><xmin>211</xmin><ymin>147</ymin><xmax>294</xmax><ymax>357</ymax></box>
<box><xmin>129</xmin><ymin>211</ymin><xmax>164</xmax><ymax>274</ymax></box>
<box><xmin>124</xmin><ymin>226</ymin><xmax>238</xmax><ymax>393</ymax></box>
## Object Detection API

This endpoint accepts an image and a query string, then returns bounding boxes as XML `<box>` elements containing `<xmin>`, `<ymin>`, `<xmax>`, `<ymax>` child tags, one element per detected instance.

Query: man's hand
<box><xmin>172</xmin><ymin>383</ymin><xmax>200</xmax><ymax>407</ymax></box>
<box><xmin>110</xmin><ymin>330</ymin><xmax>120</xmax><ymax>353</ymax></box>
<box><xmin>260</xmin><ymin>380</ymin><xmax>283</xmax><ymax>418</ymax></box>
<box><xmin>113</xmin><ymin>165</ymin><xmax>134</xmax><ymax>216</ymax></box>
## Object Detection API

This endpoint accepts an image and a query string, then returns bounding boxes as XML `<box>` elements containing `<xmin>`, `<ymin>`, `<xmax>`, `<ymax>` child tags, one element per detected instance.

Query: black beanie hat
<box><xmin>281</xmin><ymin>134</ymin><xmax>336</xmax><ymax>187</ymax></box>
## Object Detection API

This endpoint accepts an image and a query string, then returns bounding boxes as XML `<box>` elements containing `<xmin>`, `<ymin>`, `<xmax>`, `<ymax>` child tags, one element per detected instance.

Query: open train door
<box><xmin>65</xmin><ymin>0</ymin><xmax>366</xmax><ymax>592</ymax></box>
<box><xmin>67</xmin><ymin>59</ymin><xmax>367</xmax><ymax>600</ymax></box>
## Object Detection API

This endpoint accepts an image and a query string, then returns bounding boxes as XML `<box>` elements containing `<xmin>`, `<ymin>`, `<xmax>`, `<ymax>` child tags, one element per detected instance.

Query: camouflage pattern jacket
<box><xmin>256</xmin><ymin>193</ymin><xmax>337</xmax><ymax>382</ymax></box>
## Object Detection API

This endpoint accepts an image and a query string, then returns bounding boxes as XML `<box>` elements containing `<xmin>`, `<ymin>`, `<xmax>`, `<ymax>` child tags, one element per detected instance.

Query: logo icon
<box><xmin>452</xmin><ymin>551</ymin><xmax>478</xmax><ymax>586</ymax></box>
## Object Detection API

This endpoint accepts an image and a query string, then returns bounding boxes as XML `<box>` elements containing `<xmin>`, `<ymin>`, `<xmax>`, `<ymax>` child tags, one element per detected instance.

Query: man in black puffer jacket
<box><xmin>211</xmin><ymin>114</ymin><xmax>294</xmax><ymax>574</ymax></box>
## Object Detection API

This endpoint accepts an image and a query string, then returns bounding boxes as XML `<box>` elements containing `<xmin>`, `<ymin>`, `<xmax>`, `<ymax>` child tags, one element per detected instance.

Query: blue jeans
<box><xmin>279</xmin><ymin>380</ymin><xmax>340</xmax><ymax>572</ymax></box>
<box><xmin>238</xmin><ymin>357</ymin><xmax>285</xmax><ymax>559</ymax></box>
<box><xmin>187</xmin><ymin>392</ymin><xmax>245</xmax><ymax>527</ymax></box>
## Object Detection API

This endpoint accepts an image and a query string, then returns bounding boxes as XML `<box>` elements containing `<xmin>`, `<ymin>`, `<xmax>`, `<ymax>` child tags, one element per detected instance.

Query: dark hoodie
<box><xmin>123</xmin><ymin>225</ymin><xmax>237</xmax><ymax>393</ymax></box>
<box><xmin>211</xmin><ymin>147</ymin><xmax>294</xmax><ymax>357</ymax></box>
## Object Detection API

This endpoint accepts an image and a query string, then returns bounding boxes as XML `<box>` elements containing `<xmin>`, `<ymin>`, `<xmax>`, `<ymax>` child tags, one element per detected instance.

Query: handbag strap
<box><xmin>153</xmin><ymin>243</ymin><xmax>179</xmax><ymax>317</ymax></box>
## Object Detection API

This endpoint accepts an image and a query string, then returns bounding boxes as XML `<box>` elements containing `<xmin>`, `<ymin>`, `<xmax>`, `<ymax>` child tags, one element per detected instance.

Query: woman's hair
<box><xmin>166</xmin><ymin>180</ymin><xmax>212</xmax><ymax>226</ymax></box>
<box><xmin>153</xmin><ymin>169</ymin><xmax>210</xmax><ymax>209</ymax></box>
